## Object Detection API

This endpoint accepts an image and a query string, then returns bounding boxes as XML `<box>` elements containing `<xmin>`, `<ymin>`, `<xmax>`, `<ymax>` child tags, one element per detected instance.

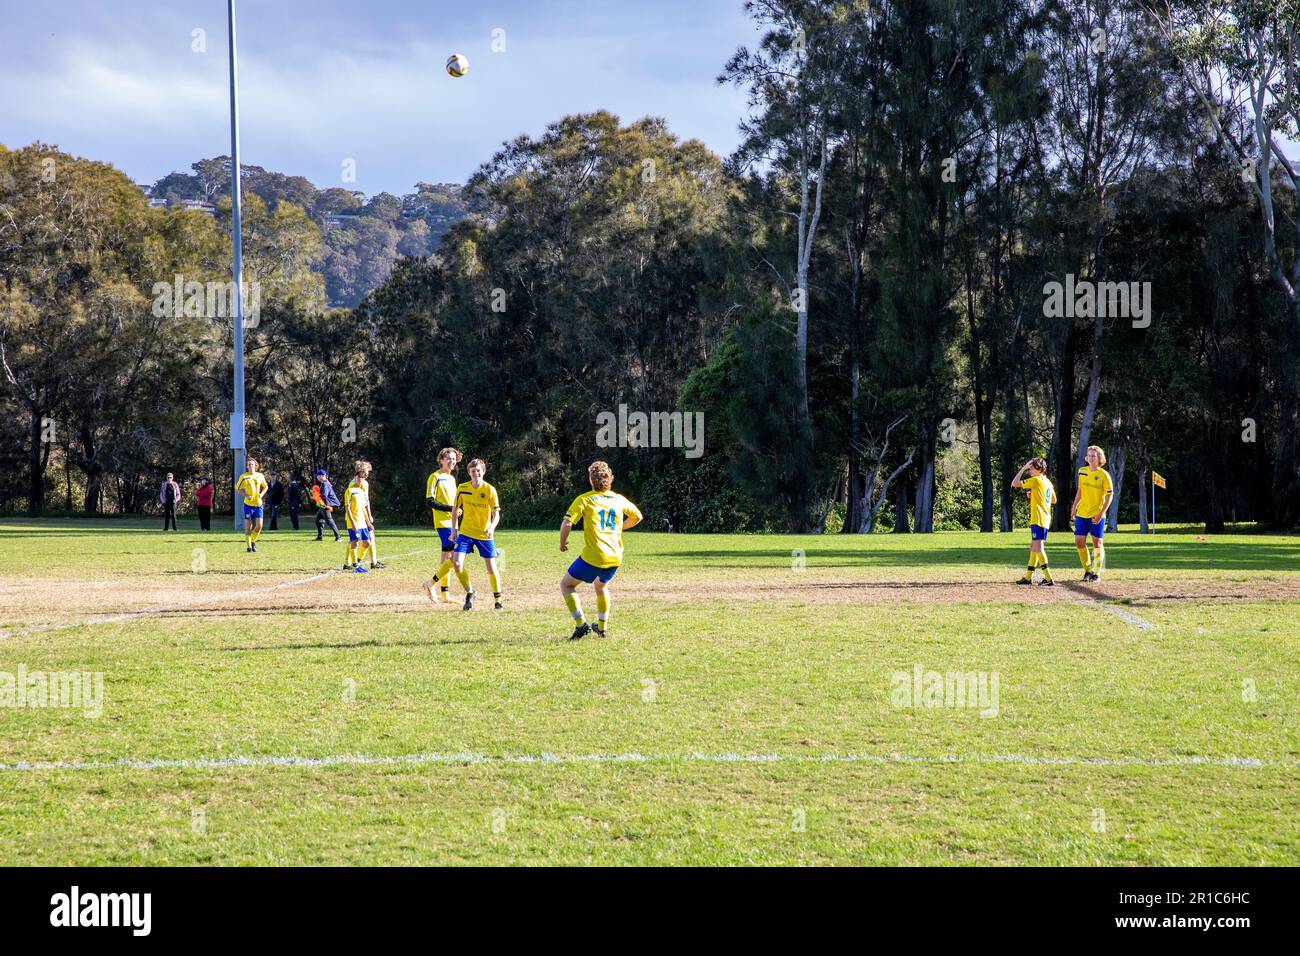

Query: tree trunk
<box><xmin>63</xmin><ymin>435</ymin><xmax>73</xmax><ymax>511</ymax></box>
<box><xmin>997</xmin><ymin>352</ymin><xmax>1022</xmax><ymax>532</ymax></box>
<box><xmin>976</xmin><ymin>414</ymin><xmax>993</xmax><ymax>532</ymax></box>
<box><xmin>844</xmin><ymin>353</ymin><xmax>862</xmax><ymax>534</ymax></box>
<box><xmin>1106</xmin><ymin>438</ymin><xmax>1126</xmax><ymax>533</ymax></box>
<box><xmin>1052</xmin><ymin>326</ymin><xmax>1078</xmax><ymax>530</ymax></box>
<box><xmin>998</xmin><ymin>437</ymin><xmax>1015</xmax><ymax>532</ymax></box>
<box><xmin>1270</xmin><ymin>318</ymin><xmax>1300</xmax><ymax>528</ymax></box>
<box><xmin>27</xmin><ymin>407</ymin><xmax>45</xmax><ymax>515</ymax></box>
<box><xmin>80</xmin><ymin>424</ymin><xmax>102</xmax><ymax>513</ymax></box>
<box><xmin>1135</xmin><ymin>460</ymin><xmax>1149</xmax><ymax>534</ymax></box>
<box><xmin>1074</xmin><ymin>312</ymin><xmax>1104</xmax><ymax>472</ymax></box>
<box><xmin>913</xmin><ymin>435</ymin><xmax>936</xmax><ymax>533</ymax></box>
<box><xmin>892</xmin><ymin>479</ymin><xmax>911</xmax><ymax>533</ymax></box>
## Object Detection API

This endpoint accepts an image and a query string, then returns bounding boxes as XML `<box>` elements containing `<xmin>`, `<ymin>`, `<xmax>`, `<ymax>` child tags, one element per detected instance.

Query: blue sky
<box><xmin>1</xmin><ymin>0</ymin><xmax>762</xmax><ymax>195</ymax></box>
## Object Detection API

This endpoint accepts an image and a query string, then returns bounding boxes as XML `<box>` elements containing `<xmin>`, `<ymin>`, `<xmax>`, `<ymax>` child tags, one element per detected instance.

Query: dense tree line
<box><xmin>1</xmin><ymin>0</ymin><xmax>1296</xmax><ymax>533</ymax></box>
<box><xmin>149</xmin><ymin>159</ymin><xmax>469</xmax><ymax>308</ymax></box>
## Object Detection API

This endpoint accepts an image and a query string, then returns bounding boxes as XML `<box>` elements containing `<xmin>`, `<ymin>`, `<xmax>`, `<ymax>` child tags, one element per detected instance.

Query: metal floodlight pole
<box><xmin>227</xmin><ymin>0</ymin><xmax>246</xmax><ymax>529</ymax></box>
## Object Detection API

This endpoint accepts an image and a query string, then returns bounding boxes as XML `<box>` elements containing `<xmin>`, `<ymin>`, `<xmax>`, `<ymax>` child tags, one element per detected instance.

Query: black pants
<box><xmin>315</xmin><ymin>507</ymin><xmax>339</xmax><ymax>539</ymax></box>
<box><xmin>198</xmin><ymin>505</ymin><xmax>211</xmax><ymax>531</ymax></box>
<box><xmin>269</xmin><ymin>504</ymin><xmax>281</xmax><ymax>530</ymax></box>
<box><xmin>163</xmin><ymin>503</ymin><xmax>178</xmax><ymax>531</ymax></box>
<box><xmin>288</xmin><ymin>505</ymin><xmax>300</xmax><ymax>530</ymax></box>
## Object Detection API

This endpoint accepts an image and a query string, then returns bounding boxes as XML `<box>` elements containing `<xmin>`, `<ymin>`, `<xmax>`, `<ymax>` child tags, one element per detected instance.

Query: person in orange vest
<box><xmin>312</xmin><ymin>469</ymin><xmax>341</xmax><ymax>542</ymax></box>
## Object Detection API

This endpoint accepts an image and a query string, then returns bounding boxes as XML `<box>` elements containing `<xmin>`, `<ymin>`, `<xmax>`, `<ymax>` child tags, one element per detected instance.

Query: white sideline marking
<box><xmin>1071</xmin><ymin>596</ymin><xmax>1156</xmax><ymax>630</ymax></box>
<box><xmin>1</xmin><ymin>750</ymin><xmax>1291</xmax><ymax>774</ymax></box>
<box><xmin>0</xmin><ymin>548</ymin><xmax>431</xmax><ymax>641</ymax></box>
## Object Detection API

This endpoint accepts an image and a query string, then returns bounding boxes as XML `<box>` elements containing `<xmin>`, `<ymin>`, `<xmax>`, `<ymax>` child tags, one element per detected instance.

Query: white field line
<box><xmin>1</xmin><ymin>750</ymin><xmax>1292</xmax><ymax>774</ymax></box>
<box><xmin>0</xmin><ymin>547</ymin><xmax>431</xmax><ymax>641</ymax></box>
<box><xmin>1069</xmin><ymin>595</ymin><xmax>1156</xmax><ymax>630</ymax></box>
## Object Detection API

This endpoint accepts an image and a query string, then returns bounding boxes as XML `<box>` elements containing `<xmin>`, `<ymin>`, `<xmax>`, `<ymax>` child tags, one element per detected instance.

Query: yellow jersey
<box><xmin>1076</xmin><ymin>467</ymin><xmax>1113</xmax><ymax>520</ymax></box>
<box><xmin>344</xmin><ymin>481</ymin><xmax>371</xmax><ymax>529</ymax></box>
<box><xmin>456</xmin><ymin>480</ymin><xmax>500</xmax><ymax>539</ymax></box>
<box><xmin>426</xmin><ymin>470</ymin><xmax>458</xmax><ymax>529</ymax></box>
<box><xmin>235</xmin><ymin>471</ymin><xmax>268</xmax><ymax>506</ymax></box>
<box><xmin>564</xmin><ymin>490</ymin><xmax>642</xmax><ymax>569</ymax></box>
<box><xmin>1022</xmin><ymin>474</ymin><xmax>1055</xmax><ymax>528</ymax></box>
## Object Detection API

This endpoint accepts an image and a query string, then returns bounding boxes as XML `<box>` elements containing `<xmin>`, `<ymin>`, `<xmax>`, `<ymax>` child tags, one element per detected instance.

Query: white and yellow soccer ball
<box><xmin>446</xmin><ymin>54</ymin><xmax>469</xmax><ymax>78</ymax></box>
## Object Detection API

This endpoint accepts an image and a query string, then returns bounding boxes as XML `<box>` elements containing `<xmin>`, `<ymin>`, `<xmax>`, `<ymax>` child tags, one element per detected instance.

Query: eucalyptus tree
<box><xmin>723</xmin><ymin>0</ymin><xmax>859</xmax><ymax>530</ymax></box>
<box><xmin>1149</xmin><ymin>0</ymin><xmax>1300</xmax><ymax>525</ymax></box>
<box><xmin>1032</xmin><ymin>0</ymin><xmax>1194</xmax><ymax>527</ymax></box>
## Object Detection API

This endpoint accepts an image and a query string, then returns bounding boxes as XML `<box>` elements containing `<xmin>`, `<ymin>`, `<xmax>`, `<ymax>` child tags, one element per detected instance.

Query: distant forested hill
<box><xmin>148</xmin><ymin>159</ymin><xmax>469</xmax><ymax>307</ymax></box>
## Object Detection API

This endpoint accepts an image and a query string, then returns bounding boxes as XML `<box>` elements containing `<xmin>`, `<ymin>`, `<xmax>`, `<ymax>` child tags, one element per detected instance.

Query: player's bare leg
<box><xmin>561</xmin><ymin>573</ymin><xmax>590</xmax><ymax>639</ymax></box>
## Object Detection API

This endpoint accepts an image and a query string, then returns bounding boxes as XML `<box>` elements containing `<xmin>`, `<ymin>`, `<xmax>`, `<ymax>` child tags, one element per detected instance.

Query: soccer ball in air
<box><xmin>446</xmin><ymin>54</ymin><xmax>469</xmax><ymax>78</ymax></box>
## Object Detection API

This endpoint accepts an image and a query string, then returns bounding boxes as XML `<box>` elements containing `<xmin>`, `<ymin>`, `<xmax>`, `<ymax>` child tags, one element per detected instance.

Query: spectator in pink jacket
<box><xmin>160</xmin><ymin>473</ymin><xmax>181</xmax><ymax>532</ymax></box>
<box><xmin>195</xmin><ymin>478</ymin><xmax>215</xmax><ymax>531</ymax></box>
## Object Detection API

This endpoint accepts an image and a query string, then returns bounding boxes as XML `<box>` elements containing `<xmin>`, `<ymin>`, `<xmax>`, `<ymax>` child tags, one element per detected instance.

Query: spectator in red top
<box><xmin>160</xmin><ymin>473</ymin><xmax>181</xmax><ymax>532</ymax></box>
<box><xmin>196</xmin><ymin>478</ymin><xmax>215</xmax><ymax>531</ymax></box>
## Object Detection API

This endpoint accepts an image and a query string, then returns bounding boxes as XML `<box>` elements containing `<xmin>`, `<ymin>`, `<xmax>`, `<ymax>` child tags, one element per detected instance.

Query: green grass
<box><xmin>0</xmin><ymin>518</ymin><xmax>1296</xmax><ymax>865</ymax></box>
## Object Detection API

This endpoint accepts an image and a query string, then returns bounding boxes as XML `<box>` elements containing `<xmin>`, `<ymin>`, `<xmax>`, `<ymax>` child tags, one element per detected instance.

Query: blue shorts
<box><xmin>567</xmin><ymin>556</ymin><xmax>618</xmax><ymax>584</ymax></box>
<box><xmin>437</xmin><ymin>528</ymin><xmax>456</xmax><ymax>551</ymax></box>
<box><xmin>1030</xmin><ymin>524</ymin><xmax>1048</xmax><ymax>541</ymax></box>
<box><xmin>348</xmin><ymin>527</ymin><xmax>371</xmax><ymax>542</ymax></box>
<box><xmin>243</xmin><ymin>504</ymin><xmax>263</xmax><ymax>521</ymax></box>
<box><xmin>454</xmin><ymin>534</ymin><xmax>498</xmax><ymax>558</ymax></box>
<box><xmin>1073</xmin><ymin>515</ymin><xmax>1105</xmax><ymax>538</ymax></box>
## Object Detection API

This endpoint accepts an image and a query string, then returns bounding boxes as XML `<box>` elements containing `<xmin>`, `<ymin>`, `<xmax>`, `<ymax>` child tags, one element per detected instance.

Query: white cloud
<box><xmin>0</xmin><ymin>3</ymin><xmax>757</xmax><ymax>193</ymax></box>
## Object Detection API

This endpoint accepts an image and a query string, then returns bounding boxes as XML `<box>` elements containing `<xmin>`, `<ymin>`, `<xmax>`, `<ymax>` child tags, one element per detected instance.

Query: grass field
<box><xmin>0</xmin><ymin>517</ymin><xmax>1296</xmax><ymax>865</ymax></box>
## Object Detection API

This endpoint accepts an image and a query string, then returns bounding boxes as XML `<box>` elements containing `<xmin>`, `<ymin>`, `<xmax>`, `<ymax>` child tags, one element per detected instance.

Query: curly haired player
<box><xmin>559</xmin><ymin>460</ymin><xmax>642</xmax><ymax>640</ymax></box>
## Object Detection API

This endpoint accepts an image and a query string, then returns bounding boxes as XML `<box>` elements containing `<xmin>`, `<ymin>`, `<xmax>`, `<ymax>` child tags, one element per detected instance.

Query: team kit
<box><xmin>232</xmin><ymin>445</ymin><xmax>1109</xmax><ymax>634</ymax></box>
<box><xmin>233</xmin><ymin>450</ymin><xmax>641</xmax><ymax>641</ymax></box>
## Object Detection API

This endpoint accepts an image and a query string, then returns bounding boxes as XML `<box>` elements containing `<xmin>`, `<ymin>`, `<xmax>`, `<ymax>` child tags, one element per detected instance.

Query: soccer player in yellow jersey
<box><xmin>343</xmin><ymin>461</ymin><xmax>376</xmax><ymax>572</ymax></box>
<box><xmin>1070</xmin><ymin>445</ymin><xmax>1114</xmax><ymax>582</ymax></box>
<box><xmin>421</xmin><ymin>447</ymin><xmax>462</xmax><ymax>605</ymax></box>
<box><xmin>235</xmin><ymin>457</ymin><xmax>269</xmax><ymax>553</ymax></box>
<box><xmin>559</xmin><ymin>460</ymin><xmax>642</xmax><ymax>640</ymax></box>
<box><xmin>449</xmin><ymin>458</ymin><xmax>502</xmax><ymax>611</ymax></box>
<box><xmin>1011</xmin><ymin>457</ymin><xmax>1056</xmax><ymax>586</ymax></box>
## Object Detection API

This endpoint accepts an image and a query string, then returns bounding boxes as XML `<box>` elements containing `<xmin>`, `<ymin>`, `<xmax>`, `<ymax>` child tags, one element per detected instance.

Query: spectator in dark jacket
<box><xmin>195</xmin><ymin>478</ymin><xmax>214</xmax><ymax>531</ymax></box>
<box><xmin>159</xmin><ymin>473</ymin><xmax>181</xmax><ymax>531</ymax></box>
<box><xmin>313</xmin><ymin>469</ymin><xmax>341</xmax><ymax>541</ymax></box>
<box><xmin>286</xmin><ymin>474</ymin><xmax>303</xmax><ymax>530</ymax></box>
<box><xmin>268</xmin><ymin>472</ymin><xmax>286</xmax><ymax>530</ymax></box>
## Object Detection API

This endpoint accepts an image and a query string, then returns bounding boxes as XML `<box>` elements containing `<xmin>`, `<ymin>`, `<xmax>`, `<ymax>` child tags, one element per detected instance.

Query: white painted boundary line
<box><xmin>1071</xmin><ymin>596</ymin><xmax>1156</xmax><ymax>630</ymax></box>
<box><xmin>0</xmin><ymin>547</ymin><xmax>432</xmax><ymax>641</ymax></box>
<box><xmin>1055</xmin><ymin>582</ymin><xmax>1157</xmax><ymax>629</ymax></box>
<box><xmin>1</xmin><ymin>750</ymin><xmax>1291</xmax><ymax>774</ymax></box>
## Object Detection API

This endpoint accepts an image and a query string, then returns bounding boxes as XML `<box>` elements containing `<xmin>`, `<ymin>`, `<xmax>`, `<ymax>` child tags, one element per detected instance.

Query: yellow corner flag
<box><xmin>1151</xmin><ymin>471</ymin><xmax>1167</xmax><ymax>489</ymax></box>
